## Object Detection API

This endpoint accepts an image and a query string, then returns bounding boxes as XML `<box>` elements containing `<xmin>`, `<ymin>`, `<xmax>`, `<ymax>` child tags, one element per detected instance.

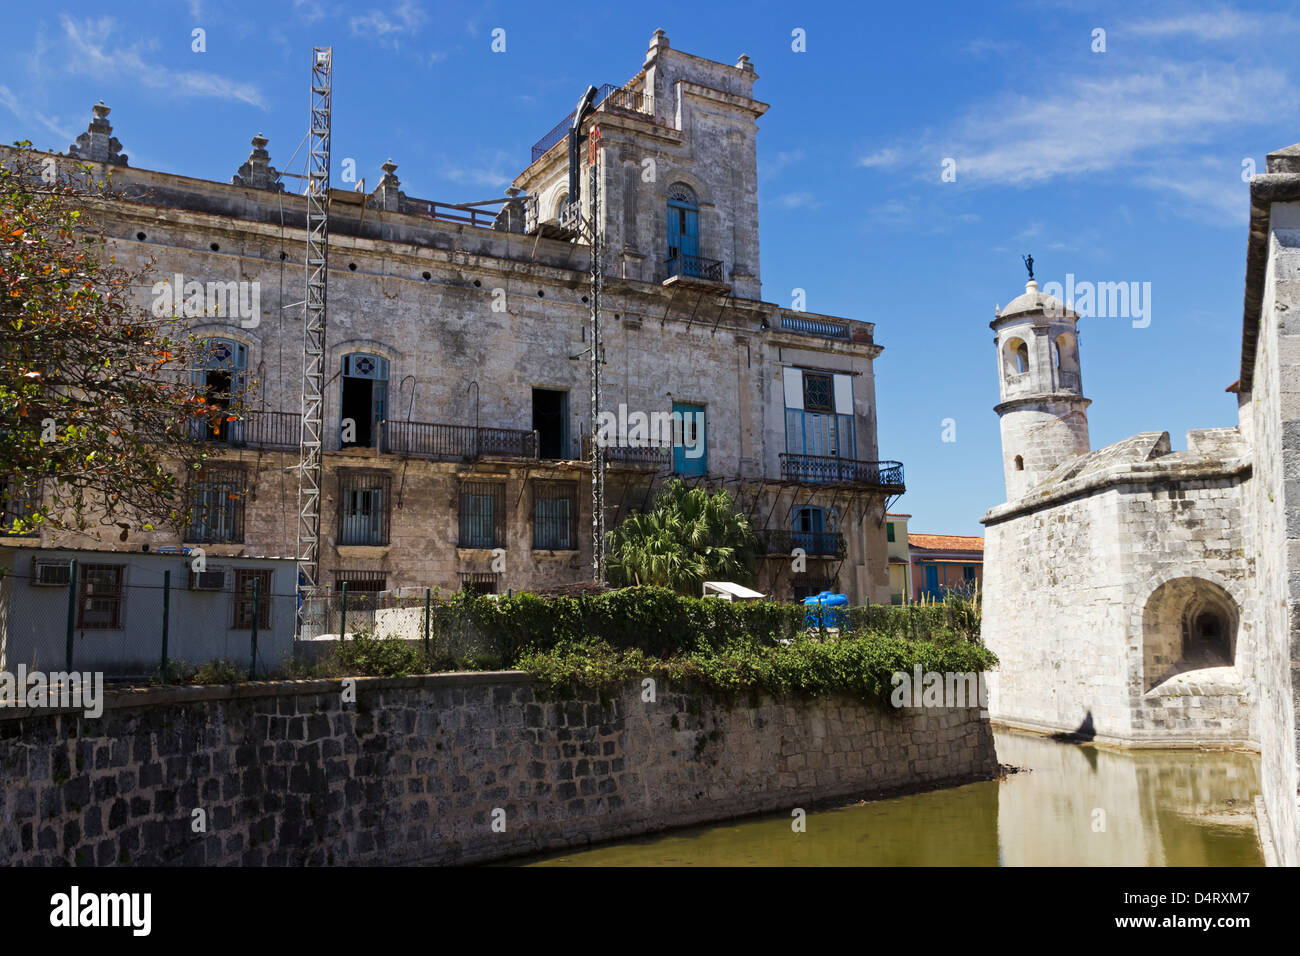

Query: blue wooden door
<box><xmin>925</xmin><ymin>565</ymin><xmax>939</xmax><ymax>598</ymax></box>
<box><xmin>672</xmin><ymin>402</ymin><xmax>706</xmax><ymax>476</ymax></box>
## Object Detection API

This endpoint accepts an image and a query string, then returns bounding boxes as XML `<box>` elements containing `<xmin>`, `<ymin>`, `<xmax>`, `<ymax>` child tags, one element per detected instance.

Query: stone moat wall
<box><xmin>0</xmin><ymin>673</ymin><xmax>996</xmax><ymax>866</ymax></box>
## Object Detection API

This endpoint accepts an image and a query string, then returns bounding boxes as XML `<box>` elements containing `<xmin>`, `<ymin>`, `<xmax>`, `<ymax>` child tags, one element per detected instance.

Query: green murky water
<box><xmin>520</xmin><ymin>731</ymin><xmax>1263</xmax><ymax>866</ymax></box>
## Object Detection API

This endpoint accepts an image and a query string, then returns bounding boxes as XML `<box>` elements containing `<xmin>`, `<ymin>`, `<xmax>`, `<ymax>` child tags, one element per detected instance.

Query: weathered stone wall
<box><xmin>1244</xmin><ymin>195</ymin><xmax>1300</xmax><ymax>866</ymax></box>
<box><xmin>0</xmin><ymin>673</ymin><xmax>996</xmax><ymax>866</ymax></box>
<box><xmin>984</xmin><ymin>465</ymin><xmax>1253</xmax><ymax>747</ymax></box>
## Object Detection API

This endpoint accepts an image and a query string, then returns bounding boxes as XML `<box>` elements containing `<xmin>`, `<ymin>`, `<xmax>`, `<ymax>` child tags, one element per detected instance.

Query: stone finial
<box><xmin>67</xmin><ymin>101</ymin><xmax>128</xmax><ymax>166</ymax></box>
<box><xmin>646</xmin><ymin>28</ymin><xmax>669</xmax><ymax>62</ymax></box>
<box><xmin>371</xmin><ymin>158</ymin><xmax>404</xmax><ymax>212</ymax></box>
<box><xmin>232</xmin><ymin>133</ymin><xmax>285</xmax><ymax>192</ymax></box>
<box><xmin>1266</xmin><ymin>143</ymin><xmax>1300</xmax><ymax>175</ymax></box>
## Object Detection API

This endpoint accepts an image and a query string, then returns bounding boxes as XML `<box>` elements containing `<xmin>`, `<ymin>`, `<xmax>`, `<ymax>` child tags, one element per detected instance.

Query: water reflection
<box><xmin>519</xmin><ymin>731</ymin><xmax>1262</xmax><ymax>866</ymax></box>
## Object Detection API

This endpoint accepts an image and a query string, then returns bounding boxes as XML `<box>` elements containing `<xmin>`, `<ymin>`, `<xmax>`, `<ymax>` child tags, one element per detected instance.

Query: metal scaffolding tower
<box><xmin>588</xmin><ymin>152</ymin><xmax>605</xmax><ymax>582</ymax></box>
<box><xmin>297</xmin><ymin>46</ymin><xmax>332</xmax><ymax>624</ymax></box>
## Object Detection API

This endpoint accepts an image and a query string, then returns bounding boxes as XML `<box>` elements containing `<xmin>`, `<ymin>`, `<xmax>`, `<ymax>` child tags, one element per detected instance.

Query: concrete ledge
<box><xmin>990</xmin><ymin>717</ymin><xmax>1259</xmax><ymax>752</ymax></box>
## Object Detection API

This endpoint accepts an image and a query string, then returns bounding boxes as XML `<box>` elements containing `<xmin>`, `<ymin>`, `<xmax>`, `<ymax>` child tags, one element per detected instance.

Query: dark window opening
<box><xmin>337</xmin><ymin>470</ymin><xmax>392</xmax><ymax>545</ymax></box>
<box><xmin>1189</xmin><ymin>609</ymin><xmax>1231</xmax><ymax>663</ymax></box>
<box><xmin>886</xmin><ymin>522</ymin><xmax>896</xmax><ymax>543</ymax></box>
<box><xmin>186</xmin><ymin>465</ymin><xmax>246</xmax><ymax>544</ymax></box>
<box><xmin>79</xmin><ymin>564</ymin><xmax>124</xmax><ymax>629</ymax></box>
<box><xmin>532</xmin><ymin>388</ymin><xmax>569</xmax><ymax>460</ymax></box>
<box><xmin>803</xmin><ymin>372</ymin><xmax>834</xmax><ymax>413</ymax></box>
<box><xmin>1014</xmin><ymin>455</ymin><xmax>1024</xmax><ymax>471</ymax></box>
<box><xmin>533</xmin><ymin>480</ymin><xmax>577</xmax><ymax>550</ymax></box>
<box><xmin>233</xmin><ymin>568</ymin><xmax>272</xmax><ymax>630</ymax></box>
<box><xmin>792</xmin><ymin>576</ymin><xmax>835</xmax><ymax>602</ymax></box>
<box><xmin>459</xmin><ymin>571</ymin><xmax>499</xmax><ymax>595</ymax></box>
<box><xmin>332</xmin><ymin>569</ymin><xmax>387</xmax><ymax>595</ymax></box>
<box><xmin>459</xmin><ymin>481</ymin><xmax>505</xmax><ymax>548</ymax></box>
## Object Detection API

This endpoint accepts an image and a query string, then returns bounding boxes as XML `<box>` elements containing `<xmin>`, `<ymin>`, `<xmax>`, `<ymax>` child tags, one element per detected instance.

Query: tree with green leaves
<box><xmin>605</xmin><ymin>479</ymin><xmax>758</xmax><ymax>594</ymax></box>
<box><xmin>1</xmin><ymin>146</ymin><xmax>235</xmax><ymax>539</ymax></box>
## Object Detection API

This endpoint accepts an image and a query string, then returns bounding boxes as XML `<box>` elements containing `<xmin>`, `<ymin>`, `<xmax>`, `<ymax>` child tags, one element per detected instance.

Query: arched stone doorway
<box><xmin>1141</xmin><ymin>577</ymin><xmax>1238</xmax><ymax>692</ymax></box>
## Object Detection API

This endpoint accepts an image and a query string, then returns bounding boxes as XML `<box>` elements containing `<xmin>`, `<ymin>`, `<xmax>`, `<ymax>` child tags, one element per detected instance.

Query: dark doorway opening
<box><xmin>341</xmin><ymin>376</ymin><xmax>374</xmax><ymax>448</ymax></box>
<box><xmin>203</xmin><ymin>369</ymin><xmax>232</xmax><ymax>440</ymax></box>
<box><xmin>533</xmin><ymin>388</ymin><xmax>568</xmax><ymax>460</ymax></box>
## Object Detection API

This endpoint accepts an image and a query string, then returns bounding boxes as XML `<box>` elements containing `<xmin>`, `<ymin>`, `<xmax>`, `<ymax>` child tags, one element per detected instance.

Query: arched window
<box><xmin>1055</xmin><ymin>332</ymin><xmax>1078</xmax><ymax>374</ymax></box>
<box><xmin>553</xmin><ymin>191</ymin><xmax>569</xmax><ymax>221</ymax></box>
<box><xmin>195</xmin><ymin>338</ymin><xmax>248</xmax><ymax>442</ymax></box>
<box><xmin>666</xmin><ymin>182</ymin><xmax>700</xmax><ymax>274</ymax></box>
<box><xmin>1004</xmin><ymin>337</ymin><xmax>1030</xmax><ymax>377</ymax></box>
<box><xmin>340</xmin><ymin>352</ymin><xmax>389</xmax><ymax>449</ymax></box>
<box><xmin>1014</xmin><ymin>455</ymin><xmax>1024</xmax><ymax>471</ymax></box>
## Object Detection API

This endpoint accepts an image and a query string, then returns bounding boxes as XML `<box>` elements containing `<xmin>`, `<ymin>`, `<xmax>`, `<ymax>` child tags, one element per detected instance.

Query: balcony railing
<box><xmin>780</xmin><ymin>315</ymin><xmax>851</xmax><ymax>340</ymax></box>
<box><xmin>582</xmin><ymin>435</ymin><xmax>673</xmax><ymax>469</ymax></box>
<box><xmin>194</xmin><ymin>410</ymin><xmax>301</xmax><ymax>451</ymax></box>
<box><xmin>531</xmin><ymin>84</ymin><xmax>654</xmax><ymax>163</ymax></box>
<box><xmin>662</xmin><ymin>254</ymin><xmax>725</xmax><ymax>283</ymax></box>
<box><xmin>758</xmin><ymin>529</ymin><xmax>846</xmax><ymax>558</ymax></box>
<box><xmin>382</xmin><ymin>420</ymin><xmax>538</xmax><ymax>462</ymax></box>
<box><xmin>780</xmin><ymin>454</ymin><xmax>905</xmax><ymax>489</ymax></box>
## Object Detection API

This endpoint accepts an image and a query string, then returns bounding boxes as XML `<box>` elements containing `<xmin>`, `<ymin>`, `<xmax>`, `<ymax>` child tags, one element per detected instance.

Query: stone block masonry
<box><xmin>0</xmin><ymin>674</ymin><xmax>996</xmax><ymax>866</ymax></box>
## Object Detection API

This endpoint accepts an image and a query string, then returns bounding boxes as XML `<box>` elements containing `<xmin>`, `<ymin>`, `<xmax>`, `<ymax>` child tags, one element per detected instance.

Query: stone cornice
<box><xmin>981</xmin><ymin>455</ymin><xmax>1252</xmax><ymax>527</ymax></box>
<box><xmin>993</xmin><ymin>393</ymin><xmax>1091</xmax><ymax>414</ymax></box>
<box><xmin>1240</xmin><ymin>170</ymin><xmax>1300</xmax><ymax>392</ymax></box>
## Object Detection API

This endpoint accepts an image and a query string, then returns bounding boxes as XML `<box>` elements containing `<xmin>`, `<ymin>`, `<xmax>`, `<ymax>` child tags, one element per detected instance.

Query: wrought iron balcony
<box><xmin>758</xmin><ymin>529</ymin><xmax>846</xmax><ymax>558</ymax></box>
<box><xmin>381</xmin><ymin>420</ymin><xmax>538</xmax><ymax>462</ymax></box>
<box><xmin>582</xmin><ymin>435</ymin><xmax>672</xmax><ymax>469</ymax></box>
<box><xmin>780</xmin><ymin>454</ymin><xmax>905</xmax><ymax>489</ymax></box>
<box><xmin>193</xmin><ymin>410</ymin><xmax>301</xmax><ymax>451</ymax></box>
<box><xmin>661</xmin><ymin>254</ymin><xmax>725</xmax><ymax>284</ymax></box>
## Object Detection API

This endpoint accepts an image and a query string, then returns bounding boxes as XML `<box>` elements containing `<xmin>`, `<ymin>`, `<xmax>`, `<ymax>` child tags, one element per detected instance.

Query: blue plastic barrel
<box><xmin>803</xmin><ymin>590</ymin><xmax>848</xmax><ymax>630</ymax></box>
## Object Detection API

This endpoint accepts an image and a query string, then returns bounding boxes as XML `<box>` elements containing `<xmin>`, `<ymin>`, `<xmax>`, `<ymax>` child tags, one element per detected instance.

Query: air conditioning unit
<box><xmin>189</xmin><ymin>569</ymin><xmax>226</xmax><ymax>591</ymax></box>
<box><xmin>32</xmin><ymin>558</ymin><xmax>71</xmax><ymax>586</ymax></box>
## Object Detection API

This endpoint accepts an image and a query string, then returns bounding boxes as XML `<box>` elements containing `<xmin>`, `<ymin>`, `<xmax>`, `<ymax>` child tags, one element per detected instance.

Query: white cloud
<box><xmin>771</xmin><ymin>191</ymin><xmax>823</xmax><ymax>210</ymax></box>
<box><xmin>855</xmin><ymin>58</ymin><xmax>1293</xmax><ymax>224</ymax></box>
<box><xmin>0</xmin><ymin>85</ymin><xmax>74</xmax><ymax>142</ymax></box>
<box><xmin>758</xmin><ymin>148</ymin><xmax>804</xmax><ymax>179</ymax></box>
<box><xmin>60</xmin><ymin>16</ymin><xmax>266</xmax><ymax>108</ymax></box>
<box><xmin>350</xmin><ymin>1</ymin><xmax>427</xmax><ymax>42</ymax></box>
<box><xmin>858</xmin><ymin>147</ymin><xmax>900</xmax><ymax>169</ymax></box>
<box><xmin>1127</xmin><ymin>9</ymin><xmax>1300</xmax><ymax>41</ymax></box>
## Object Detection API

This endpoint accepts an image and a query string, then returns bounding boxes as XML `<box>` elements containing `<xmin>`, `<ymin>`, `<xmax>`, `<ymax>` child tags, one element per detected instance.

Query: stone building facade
<box><xmin>2</xmin><ymin>32</ymin><xmax>903</xmax><ymax>612</ymax></box>
<box><xmin>982</xmin><ymin>142</ymin><xmax>1300</xmax><ymax>864</ymax></box>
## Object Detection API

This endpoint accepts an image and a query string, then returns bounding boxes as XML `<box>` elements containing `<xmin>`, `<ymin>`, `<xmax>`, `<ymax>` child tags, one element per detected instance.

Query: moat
<box><xmin>518</xmin><ymin>730</ymin><xmax>1263</xmax><ymax>866</ymax></box>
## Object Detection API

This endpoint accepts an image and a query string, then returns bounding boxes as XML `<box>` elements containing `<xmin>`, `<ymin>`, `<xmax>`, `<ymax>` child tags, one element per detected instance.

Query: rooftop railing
<box><xmin>780</xmin><ymin>315</ymin><xmax>851</xmax><ymax>340</ymax></box>
<box><xmin>531</xmin><ymin>84</ymin><xmax>654</xmax><ymax>163</ymax></box>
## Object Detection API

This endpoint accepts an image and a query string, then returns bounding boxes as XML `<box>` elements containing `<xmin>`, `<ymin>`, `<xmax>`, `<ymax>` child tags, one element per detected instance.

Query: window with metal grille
<box><xmin>232</xmin><ymin>569</ymin><xmax>272</xmax><ymax>630</ymax></box>
<box><xmin>459</xmin><ymin>571</ymin><xmax>499</xmax><ymax>595</ymax></box>
<box><xmin>337</xmin><ymin>470</ymin><xmax>391</xmax><ymax>545</ymax></box>
<box><xmin>78</xmin><ymin>564</ymin><xmax>124</xmax><ymax>629</ymax></box>
<box><xmin>332</xmin><ymin>569</ymin><xmax>387</xmax><ymax>594</ymax></box>
<box><xmin>803</xmin><ymin>372</ymin><xmax>834</xmax><ymax>413</ymax></box>
<box><xmin>186</xmin><ymin>464</ymin><xmax>246</xmax><ymax>544</ymax></box>
<box><xmin>532</xmin><ymin>480</ymin><xmax>577</xmax><ymax>551</ymax></box>
<box><xmin>459</xmin><ymin>481</ymin><xmax>504</xmax><ymax>549</ymax></box>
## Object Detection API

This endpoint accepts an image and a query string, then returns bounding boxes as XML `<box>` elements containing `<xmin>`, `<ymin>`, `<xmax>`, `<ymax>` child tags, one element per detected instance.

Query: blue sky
<box><xmin>3</xmin><ymin>0</ymin><xmax>1297</xmax><ymax>536</ymax></box>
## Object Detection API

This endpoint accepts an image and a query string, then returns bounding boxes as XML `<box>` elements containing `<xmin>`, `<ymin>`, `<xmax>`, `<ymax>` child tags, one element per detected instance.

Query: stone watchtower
<box><xmin>991</xmin><ymin>278</ymin><xmax>1091</xmax><ymax>500</ymax></box>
